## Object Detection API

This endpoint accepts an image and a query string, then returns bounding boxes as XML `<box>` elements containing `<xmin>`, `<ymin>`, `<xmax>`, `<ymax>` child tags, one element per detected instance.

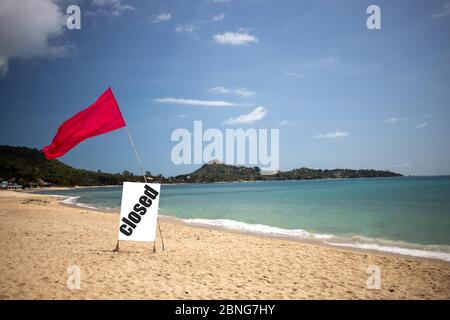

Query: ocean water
<box><xmin>38</xmin><ymin>176</ymin><xmax>450</xmax><ymax>261</ymax></box>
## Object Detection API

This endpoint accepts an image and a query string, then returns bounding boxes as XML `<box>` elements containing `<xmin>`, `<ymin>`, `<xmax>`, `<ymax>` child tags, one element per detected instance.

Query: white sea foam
<box><xmin>182</xmin><ymin>218</ymin><xmax>450</xmax><ymax>262</ymax></box>
<box><xmin>327</xmin><ymin>242</ymin><xmax>450</xmax><ymax>262</ymax></box>
<box><xmin>60</xmin><ymin>196</ymin><xmax>80</xmax><ymax>205</ymax></box>
<box><xmin>182</xmin><ymin>218</ymin><xmax>334</xmax><ymax>240</ymax></box>
<box><xmin>59</xmin><ymin>196</ymin><xmax>98</xmax><ymax>209</ymax></box>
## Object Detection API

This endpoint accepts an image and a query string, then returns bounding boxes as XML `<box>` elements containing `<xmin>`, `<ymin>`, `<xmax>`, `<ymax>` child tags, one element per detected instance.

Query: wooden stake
<box><xmin>113</xmin><ymin>240</ymin><xmax>120</xmax><ymax>252</ymax></box>
<box><xmin>158</xmin><ymin>219</ymin><xmax>165</xmax><ymax>250</ymax></box>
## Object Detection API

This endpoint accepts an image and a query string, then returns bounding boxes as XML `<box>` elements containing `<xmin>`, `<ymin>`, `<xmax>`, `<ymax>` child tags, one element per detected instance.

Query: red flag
<box><xmin>42</xmin><ymin>88</ymin><xmax>126</xmax><ymax>160</ymax></box>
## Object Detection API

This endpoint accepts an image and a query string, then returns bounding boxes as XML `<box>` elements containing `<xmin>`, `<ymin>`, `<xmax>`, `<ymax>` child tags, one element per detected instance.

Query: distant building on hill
<box><xmin>206</xmin><ymin>159</ymin><xmax>223</xmax><ymax>165</ymax></box>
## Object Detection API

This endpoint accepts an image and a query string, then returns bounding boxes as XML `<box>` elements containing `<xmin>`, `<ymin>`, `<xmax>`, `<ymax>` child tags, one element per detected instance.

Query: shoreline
<box><xmin>171</xmin><ymin>217</ymin><xmax>450</xmax><ymax>266</ymax></box>
<box><xmin>1</xmin><ymin>190</ymin><xmax>449</xmax><ymax>299</ymax></box>
<box><xmin>36</xmin><ymin>190</ymin><xmax>450</xmax><ymax>265</ymax></box>
<box><xmin>19</xmin><ymin>175</ymin><xmax>426</xmax><ymax>193</ymax></box>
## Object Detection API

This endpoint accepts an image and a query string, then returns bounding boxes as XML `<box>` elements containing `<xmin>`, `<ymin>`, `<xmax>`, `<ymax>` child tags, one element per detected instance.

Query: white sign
<box><xmin>118</xmin><ymin>182</ymin><xmax>160</xmax><ymax>242</ymax></box>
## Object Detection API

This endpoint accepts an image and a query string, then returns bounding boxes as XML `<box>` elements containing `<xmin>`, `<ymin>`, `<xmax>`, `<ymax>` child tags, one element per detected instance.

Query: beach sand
<box><xmin>0</xmin><ymin>190</ymin><xmax>449</xmax><ymax>299</ymax></box>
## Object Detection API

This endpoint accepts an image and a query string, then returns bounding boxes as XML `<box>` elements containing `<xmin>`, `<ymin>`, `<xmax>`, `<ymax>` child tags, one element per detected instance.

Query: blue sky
<box><xmin>0</xmin><ymin>0</ymin><xmax>450</xmax><ymax>176</ymax></box>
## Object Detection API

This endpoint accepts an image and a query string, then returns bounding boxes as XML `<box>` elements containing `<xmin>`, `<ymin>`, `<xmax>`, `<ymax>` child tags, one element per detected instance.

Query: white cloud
<box><xmin>209</xmin><ymin>86</ymin><xmax>256</xmax><ymax>98</ymax></box>
<box><xmin>276</xmin><ymin>120</ymin><xmax>290</xmax><ymax>126</ymax></box>
<box><xmin>152</xmin><ymin>13</ymin><xmax>171</xmax><ymax>24</ymax></box>
<box><xmin>416</xmin><ymin>122</ymin><xmax>428</xmax><ymax>129</ymax></box>
<box><xmin>385</xmin><ymin>116</ymin><xmax>430</xmax><ymax>127</ymax></box>
<box><xmin>383</xmin><ymin>117</ymin><xmax>407</xmax><ymax>124</ymax></box>
<box><xmin>92</xmin><ymin>0</ymin><xmax>134</xmax><ymax>16</ymax></box>
<box><xmin>234</xmin><ymin>88</ymin><xmax>256</xmax><ymax>98</ymax></box>
<box><xmin>276</xmin><ymin>119</ymin><xmax>305</xmax><ymax>127</ymax></box>
<box><xmin>433</xmin><ymin>2</ymin><xmax>450</xmax><ymax>18</ymax></box>
<box><xmin>175</xmin><ymin>24</ymin><xmax>196</xmax><ymax>33</ymax></box>
<box><xmin>0</xmin><ymin>0</ymin><xmax>69</xmax><ymax>75</ymax></box>
<box><xmin>212</xmin><ymin>13</ymin><xmax>226</xmax><ymax>21</ymax></box>
<box><xmin>313</xmin><ymin>131</ymin><xmax>348</xmax><ymax>139</ymax></box>
<box><xmin>283</xmin><ymin>70</ymin><xmax>306</xmax><ymax>78</ymax></box>
<box><xmin>384</xmin><ymin>117</ymin><xmax>400</xmax><ymax>124</ymax></box>
<box><xmin>175</xmin><ymin>13</ymin><xmax>224</xmax><ymax>35</ymax></box>
<box><xmin>154</xmin><ymin>97</ymin><xmax>239</xmax><ymax>107</ymax></box>
<box><xmin>209</xmin><ymin>86</ymin><xmax>229</xmax><ymax>94</ymax></box>
<box><xmin>214</xmin><ymin>30</ymin><xmax>258</xmax><ymax>46</ymax></box>
<box><xmin>223</xmin><ymin>106</ymin><xmax>266</xmax><ymax>125</ymax></box>
<box><xmin>207</xmin><ymin>0</ymin><xmax>231</xmax><ymax>3</ymax></box>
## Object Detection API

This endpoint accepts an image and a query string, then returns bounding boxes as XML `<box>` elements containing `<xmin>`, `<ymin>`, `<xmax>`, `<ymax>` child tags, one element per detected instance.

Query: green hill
<box><xmin>0</xmin><ymin>145</ymin><xmax>144</xmax><ymax>187</ymax></box>
<box><xmin>275</xmin><ymin>167</ymin><xmax>403</xmax><ymax>180</ymax></box>
<box><xmin>177</xmin><ymin>163</ymin><xmax>262</xmax><ymax>183</ymax></box>
<box><xmin>0</xmin><ymin>145</ymin><xmax>402</xmax><ymax>187</ymax></box>
<box><xmin>174</xmin><ymin>162</ymin><xmax>402</xmax><ymax>183</ymax></box>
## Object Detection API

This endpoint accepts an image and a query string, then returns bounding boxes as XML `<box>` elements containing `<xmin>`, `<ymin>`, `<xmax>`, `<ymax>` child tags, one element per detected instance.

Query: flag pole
<box><xmin>125</xmin><ymin>126</ymin><xmax>148</xmax><ymax>182</ymax></box>
<box><xmin>114</xmin><ymin>126</ymin><xmax>165</xmax><ymax>253</ymax></box>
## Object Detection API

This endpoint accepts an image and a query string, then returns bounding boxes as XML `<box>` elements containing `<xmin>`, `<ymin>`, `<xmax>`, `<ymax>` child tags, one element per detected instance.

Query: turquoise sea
<box><xmin>39</xmin><ymin>176</ymin><xmax>450</xmax><ymax>261</ymax></box>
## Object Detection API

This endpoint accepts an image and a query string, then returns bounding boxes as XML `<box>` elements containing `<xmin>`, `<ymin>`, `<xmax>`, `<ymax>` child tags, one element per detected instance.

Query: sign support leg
<box><xmin>157</xmin><ymin>219</ymin><xmax>165</xmax><ymax>250</ymax></box>
<box><xmin>113</xmin><ymin>240</ymin><xmax>120</xmax><ymax>252</ymax></box>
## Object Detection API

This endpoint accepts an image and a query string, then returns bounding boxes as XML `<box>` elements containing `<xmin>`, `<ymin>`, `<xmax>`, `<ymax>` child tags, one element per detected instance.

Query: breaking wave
<box><xmin>182</xmin><ymin>218</ymin><xmax>334</xmax><ymax>240</ymax></box>
<box><xmin>181</xmin><ymin>218</ymin><xmax>450</xmax><ymax>262</ymax></box>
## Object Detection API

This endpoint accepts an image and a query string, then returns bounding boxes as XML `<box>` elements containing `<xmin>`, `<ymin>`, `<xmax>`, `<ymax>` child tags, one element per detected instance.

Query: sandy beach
<box><xmin>0</xmin><ymin>190</ymin><xmax>449</xmax><ymax>300</ymax></box>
